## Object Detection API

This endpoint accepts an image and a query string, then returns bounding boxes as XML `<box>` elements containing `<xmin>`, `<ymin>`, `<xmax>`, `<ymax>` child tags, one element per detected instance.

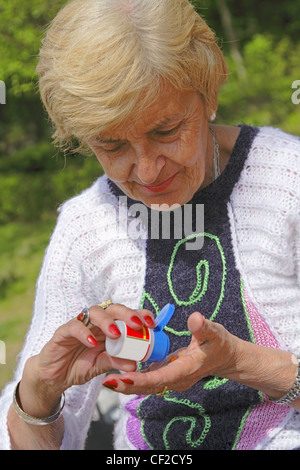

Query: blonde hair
<box><xmin>37</xmin><ymin>0</ymin><xmax>229</xmax><ymax>153</ymax></box>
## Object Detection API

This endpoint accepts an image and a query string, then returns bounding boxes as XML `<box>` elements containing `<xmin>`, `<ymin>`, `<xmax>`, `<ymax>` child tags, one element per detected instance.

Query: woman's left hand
<box><xmin>102</xmin><ymin>311</ymin><xmax>240</xmax><ymax>395</ymax></box>
<box><xmin>103</xmin><ymin>311</ymin><xmax>299</xmax><ymax>407</ymax></box>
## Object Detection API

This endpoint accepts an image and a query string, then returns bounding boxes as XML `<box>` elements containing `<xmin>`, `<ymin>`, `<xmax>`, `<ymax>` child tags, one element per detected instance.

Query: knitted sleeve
<box><xmin>229</xmin><ymin>127</ymin><xmax>300</xmax><ymax>353</ymax></box>
<box><xmin>296</xmin><ymin>207</ymin><xmax>300</xmax><ymax>288</ymax></box>
<box><xmin>0</xmin><ymin>177</ymin><xmax>128</xmax><ymax>450</ymax></box>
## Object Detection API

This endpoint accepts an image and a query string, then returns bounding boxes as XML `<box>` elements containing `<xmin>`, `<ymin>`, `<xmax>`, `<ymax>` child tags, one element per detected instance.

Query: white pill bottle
<box><xmin>105</xmin><ymin>304</ymin><xmax>175</xmax><ymax>362</ymax></box>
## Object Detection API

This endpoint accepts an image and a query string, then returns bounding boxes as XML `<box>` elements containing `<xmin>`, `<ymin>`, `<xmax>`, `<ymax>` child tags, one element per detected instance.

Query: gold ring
<box><xmin>156</xmin><ymin>386</ymin><xmax>168</xmax><ymax>397</ymax></box>
<box><xmin>98</xmin><ymin>300</ymin><xmax>113</xmax><ymax>310</ymax></box>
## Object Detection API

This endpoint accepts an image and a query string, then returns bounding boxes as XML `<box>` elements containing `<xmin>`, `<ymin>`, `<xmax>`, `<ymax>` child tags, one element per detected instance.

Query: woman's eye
<box><xmin>104</xmin><ymin>143</ymin><xmax>125</xmax><ymax>153</ymax></box>
<box><xmin>156</xmin><ymin>122</ymin><xmax>182</xmax><ymax>137</ymax></box>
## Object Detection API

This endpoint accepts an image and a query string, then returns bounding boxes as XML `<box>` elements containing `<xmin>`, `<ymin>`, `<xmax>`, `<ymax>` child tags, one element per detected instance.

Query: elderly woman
<box><xmin>1</xmin><ymin>0</ymin><xmax>300</xmax><ymax>451</ymax></box>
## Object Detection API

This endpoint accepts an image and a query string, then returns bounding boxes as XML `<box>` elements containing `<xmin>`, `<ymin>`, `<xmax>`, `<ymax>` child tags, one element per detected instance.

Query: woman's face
<box><xmin>88</xmin><ymin>85</ymin><xmax>213</xmax><ymax>208</ymax></box>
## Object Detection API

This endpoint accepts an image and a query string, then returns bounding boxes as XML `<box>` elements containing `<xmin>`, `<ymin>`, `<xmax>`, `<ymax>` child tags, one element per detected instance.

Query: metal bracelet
<box><xmin>268</xmin><ymin>355</ymin><xmax>300</xmax><ymax>405</ymax></box>
<box><xmin>13</xmin><ymin>381</ymin><xmax>65</xmax><ymax>426</ymax></box>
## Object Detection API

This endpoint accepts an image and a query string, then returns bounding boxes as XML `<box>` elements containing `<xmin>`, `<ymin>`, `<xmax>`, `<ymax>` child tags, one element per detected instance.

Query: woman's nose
<box><xmin>134</xmin><ymin>143</ymin><xmax>166</xmax><ymax>185</ymax></box>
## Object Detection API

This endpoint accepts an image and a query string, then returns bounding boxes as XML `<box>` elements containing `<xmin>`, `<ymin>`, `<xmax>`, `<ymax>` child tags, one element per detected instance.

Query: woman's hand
<box><xmin>102</xmin><ymin>311</ymin><xmax>238</xmax><ymax>394</ymax></box>
<box><xmin>19</xmin><ymin>304</ymin><xmax>156</xmax><ymax>415</ymax></box>
<box><xmin>103</xmin><ymin>311</ymin><xmax>298</xmax><ymax>403</ymax></box>
<box><xmin>8</xmin><ymin>304</ymin><xmax>156</xmax><ymax>450</ymax></box>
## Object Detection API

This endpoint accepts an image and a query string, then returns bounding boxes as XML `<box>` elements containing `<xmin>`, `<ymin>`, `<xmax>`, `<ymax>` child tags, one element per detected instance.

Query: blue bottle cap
<box><xmin>154</xmin><ymin>303</ymin><xmax>175</xmax><ymax>332</ymax></box>
<box><xmin>148</xmin><ymin>304</ymin><xmax>175</xmax><ymax>362</ymax></box>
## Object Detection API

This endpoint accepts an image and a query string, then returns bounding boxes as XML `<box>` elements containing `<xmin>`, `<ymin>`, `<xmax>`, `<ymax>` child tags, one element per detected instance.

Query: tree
<box><xmin>0</xmin><ymin>0</ymin><xmax>102</xmax><ymax>223</ymax></box>
<box><xmin>0</xmin><ymin>0</ymin><xmax>66</xmax><ymax>97</ymax></box>
<box><xmin>0</xmin><ymin>0</ymin><xmax>299</xmax><ymax>223</ymax></box>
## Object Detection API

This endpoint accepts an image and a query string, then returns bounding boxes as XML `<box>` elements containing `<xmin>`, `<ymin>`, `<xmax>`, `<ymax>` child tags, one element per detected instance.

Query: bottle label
<box><xmin>123</xmin><ymin>325</ymin><xmax>152</xmax><ymax>361</ymax></box>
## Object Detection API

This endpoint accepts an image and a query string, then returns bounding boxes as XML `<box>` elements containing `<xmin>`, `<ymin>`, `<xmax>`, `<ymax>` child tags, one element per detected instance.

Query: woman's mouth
<box><xmin>137</xmin><ymin>174</ymin><xmax>177</xmax><ymax>193</ymax></box>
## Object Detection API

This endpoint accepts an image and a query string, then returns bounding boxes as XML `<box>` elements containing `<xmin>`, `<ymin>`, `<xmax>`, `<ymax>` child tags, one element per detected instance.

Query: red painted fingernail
<box><xmin>144</xmin><ymin>315</ymin><xmax>155</xmax><ymax>327</ymax></box>
<box><xmin>103</xmin><ymin>379</ymin><xmax>118</xmax><ymax>389</ymax></box>
<box><xmin>121</xmin><ymin>378</ymin><xmax>134</xmax><ymax>385</ymax></box>
<box><xmin>87</xmin><ymin>335</ymin><xmax>98</xmax><ymax>346</ymax></box>
<box><xmin>77</xmin><ymin>312</ymin><xmax>84</xmax><ymax>321</ymax></box>
<box><xmin>109</xmin><ymin>324</ymin><xmax>121</xmax><ymax>336</ymax></box>
<box><xmin>131</xmin><ymin>315</ymin><xmax>143</xmax><ymax>326</ymax></box>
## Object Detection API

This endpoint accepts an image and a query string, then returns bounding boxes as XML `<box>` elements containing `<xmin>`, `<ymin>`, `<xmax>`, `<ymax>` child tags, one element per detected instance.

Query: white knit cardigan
<box><xmin>0</xmin><ymin>126</ymin><xmax>299</xmax><ymax>450</ymax></box>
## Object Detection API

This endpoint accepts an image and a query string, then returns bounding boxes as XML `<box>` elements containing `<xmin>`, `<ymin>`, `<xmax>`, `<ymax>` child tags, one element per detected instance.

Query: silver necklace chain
<box><xmin>209</xmin><ymin>126</ymin><xmax>221</xmax><ymax>181</ymax></box>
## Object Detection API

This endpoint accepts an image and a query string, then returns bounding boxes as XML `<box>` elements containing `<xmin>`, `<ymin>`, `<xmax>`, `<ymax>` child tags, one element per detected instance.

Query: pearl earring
<box><xmin>210</xmin><ymin>113</ymin><xmax>216</xmax><ymax>121</ymax></box>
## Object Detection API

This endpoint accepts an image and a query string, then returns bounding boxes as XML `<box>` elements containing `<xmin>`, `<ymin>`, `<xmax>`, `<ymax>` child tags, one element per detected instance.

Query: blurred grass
<box><xmin>0</xmin><ymin>215</ymin><xmax>56</xmax><ymax>392</ymax></box>
<box><xmin>0</xmin><ymin>152</ymin><xmax>102</xmax><ymax>394</ymax></box>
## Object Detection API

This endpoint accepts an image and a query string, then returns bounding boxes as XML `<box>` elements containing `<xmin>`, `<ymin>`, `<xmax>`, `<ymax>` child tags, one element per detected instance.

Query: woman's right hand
<box><xmin>19</xmin><ymin>304</ymin><xmax>155</xmax><ymax>416</ymax></box>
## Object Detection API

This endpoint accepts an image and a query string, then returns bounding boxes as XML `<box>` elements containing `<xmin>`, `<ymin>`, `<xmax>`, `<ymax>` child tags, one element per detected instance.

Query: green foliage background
<box><xmin>0</xmin><ymin>0</ymin><xmax>299</xmax><ymax>389</ymax></box>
